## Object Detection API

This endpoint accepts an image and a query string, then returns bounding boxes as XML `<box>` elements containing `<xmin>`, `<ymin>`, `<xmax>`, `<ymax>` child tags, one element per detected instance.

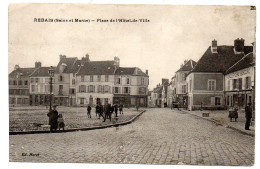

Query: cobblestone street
<box><xmin>9</xmin><ymin>108</ymin><xmax>254</xmax><ymax>165</ymax></box>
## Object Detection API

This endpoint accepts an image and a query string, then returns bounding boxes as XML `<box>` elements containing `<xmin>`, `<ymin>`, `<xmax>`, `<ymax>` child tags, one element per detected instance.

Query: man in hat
<box><xmin>47</xmin><ymin>105</ymin><xmax>59</xmax><ymax>132</ymax></box>
<box><xmin>245</xmin><ymin>103</ymin><xmax>253</xmax><ymax>130</ymax></box>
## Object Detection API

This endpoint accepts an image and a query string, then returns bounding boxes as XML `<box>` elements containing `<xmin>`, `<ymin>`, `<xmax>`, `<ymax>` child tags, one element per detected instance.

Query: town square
<box><xmin>8</xmin><ymin>4</ymin><xmax>256</xmax><ymax>166</ymax></box>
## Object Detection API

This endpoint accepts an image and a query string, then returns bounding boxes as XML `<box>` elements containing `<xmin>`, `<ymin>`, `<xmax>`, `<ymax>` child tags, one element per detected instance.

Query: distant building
<box><xmin>29</xmin><ymin>63</ymin><xmax>56</xmax><ymax>106</ymax></box>
<box><xmin>151</xmin><ymin>84</ymin><xmax>163</xmax><ymax>107</ymax></box>
<box><xmin>174</xmin><ymin>60</ymin><xmax>196</xmax><ymax>108</ymax></box>
<box><xmin>9</xmin><ymin>65</ymin><xmax>35</xmax><ymax>106</ymax></box>
<box><xmin>186</xmin><ymin>39</ymin><xmax>253</xmax><ymax>110</ymax></box>
<box><xmin>161</xmin><ymin>79</ymin><xmax>169</xmax><ymax>107</ymax></box>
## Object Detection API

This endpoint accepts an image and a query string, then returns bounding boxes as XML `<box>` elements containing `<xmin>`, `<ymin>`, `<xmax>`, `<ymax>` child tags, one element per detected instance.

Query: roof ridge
<box><xmin>225</xmin><ymin>52</ymin><xmax>253</xmax><ymax>74</ymax></box>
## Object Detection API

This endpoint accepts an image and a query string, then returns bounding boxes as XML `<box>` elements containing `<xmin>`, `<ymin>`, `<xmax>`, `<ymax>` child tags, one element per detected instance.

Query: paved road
<box><xmin>9</xmin><ymin>108</ymin><xmax>254</xmax><ymax>165</ymax></box>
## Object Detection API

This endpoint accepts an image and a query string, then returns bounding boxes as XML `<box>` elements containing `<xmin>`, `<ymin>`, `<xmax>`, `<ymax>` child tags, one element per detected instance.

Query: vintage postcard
<box><xmin>9</xmin><ymin>3</ymin><xmax>256</xmax><ymax>166</ymax></box>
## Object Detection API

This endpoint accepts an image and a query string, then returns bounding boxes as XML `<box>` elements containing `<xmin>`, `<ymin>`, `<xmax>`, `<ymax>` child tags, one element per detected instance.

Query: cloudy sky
<box><xmin>9</xmin><ymin>4</ymin><xmax>256</xmax><ymax>89</ymax></box>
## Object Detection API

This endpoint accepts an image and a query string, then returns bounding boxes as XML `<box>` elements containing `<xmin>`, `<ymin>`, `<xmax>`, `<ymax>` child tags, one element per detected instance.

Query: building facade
<box><xmin>9</xmin><ymin>65</ymin><xmax>35</xmax><ymax>106</ymax></box>
<box><xmin>186</xmin><ymin>39</ymin><xmax>253</xmax><ymax>110</ymax></box>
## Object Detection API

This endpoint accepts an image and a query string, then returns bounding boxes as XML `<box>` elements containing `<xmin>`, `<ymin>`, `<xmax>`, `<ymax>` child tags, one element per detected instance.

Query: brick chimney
<box><xmin>59</xmin><ymin>54</ymin><xmax>66</xmax><ymax>61</ymax></box>
<box><xmin>146</xmin><ymin>70</ymin><xmax>148</xmax><ymax>75</ymax></box>
<box><xmin>114</xmin><ymin>56</ymin><xmax>120</xmax><ymax>69</ymax></box>
<box><xmin>35</xmin><ymin>61</ymin><xmax>41</xmax><ymax>68</ymax></box>
<box><xmin>14</xmin><ymin>65</ymin><xmax>20</xmax><ymax>70</ymax></box>
<box><xmin>211</xmin><ymin>39</ymin><xmax>218</xmax><ymax>53</ymax></box>
<box><xmin>234</xmin><ymin>38</ymin><xmax>245</xmax><ymax>54</ymax></box>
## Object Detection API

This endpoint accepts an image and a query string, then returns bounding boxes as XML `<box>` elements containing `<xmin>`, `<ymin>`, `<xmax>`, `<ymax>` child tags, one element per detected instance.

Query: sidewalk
<box><xmin>181</xmin><ymin>109</ymin><xmax>255</xmax><ymax>137</ymax></box>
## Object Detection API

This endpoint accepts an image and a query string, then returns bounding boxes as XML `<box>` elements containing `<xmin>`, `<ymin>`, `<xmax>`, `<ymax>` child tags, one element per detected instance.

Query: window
<box><xmin>81</xmin><ymin>75</ymin><xmax>84</xmax><ymax>82</ymax></box>
<box><xmin>103</xmin><ymin>85</ymin><xmax>110</xmax><ymax>93</ymax></box>
<box><xmin>72</xmin><ymin>79</ymin><xmax>75</xmax><ymax>85</ymax></box>
<box><xmin>238</xmin><ymin>78</ymin><xmax>242</xmax><ymax>90</ymax></box>
<box><xmin>114</xmin><ymin>87</ymin><xmax>121</xmax><ymax>94</ymax></box>
<box><xmin>32</xmin><ymin>85</ymin><xmax>35</xmax><ymax>92</ymax></box>
<box><xmin>18</xmin><ymin>80</ymin><xmax>22</xmax><ymax>85</ymax></box>
<box><xmin>59</xmin><ymin>85</ymin><xmax>63</xmax><ymax>91</ymax></box>
<box><xmin>182</xmin><ymin>73</ymin><xmax>186</xmax><ymax>81</ymax></box>
<box><xmin>59</xmin><ymin>75</ymin><xmax>63</xmax><ymax>82</ymax></box>
<box><xmin>182</xmin><ymin>85</ymin><xmax>186</xmax><ymax>93</ymax></box>
<box><xmin>79</xmin><ymin>85</ymin><xmax>86</xmax><ymax>93</ymax></box>
<box><xmin>215</xmin><ymin>97</ymin><xmax>221</xmax><ymax>105</ymax></box>
<box><xmin>105</xmin><ymin>75</ymin><xmax>109</xmax><ymax>82</ymax></box>
<box><xmin>115</xmin><ymin>78</ymin><xmax>121</xmax><ymax>84</ymax></box>
<box><xmin>24</xmin><ymin>80</ymin><xmax>28</xmax><ymax>86</ymax></box>
<box><xmin>90</xmin><ymin>75</ymin><xmax>94</xmax><ymax>82</ymax></box>
<box><xmin>227</xmin><ymin>80</ymin><xmax>230</xmax><ymax>90</ymax></box>
<box><xmin>35</xmin><ymin>78</ymin><xmax>39</xmax><ymax>83</ymax></box>
<box><xmin>208</xmin><ymin>80</ymin><xmax>216</xmax><ymax>91</ymax></box>
<box><xmin>88</xmin><ymin>85</ymin><xmax>95</xmax><ymax>92</ymax></box>
<box><xmin>80</xmin><ymin>98</ymin><xmax>84</xmax><ymax>104</ymax></box>
<box><xmin>40</xmin><ymin>85</ymin><xmax>44</xmax><ymax>92</ymax></box>
<box><xmin>13</xmin><ymin>80</ymin><xmax>17</xmax><ymax>85</ymax></box>
<box><xmin>126</xmin><ymin>78</ymin><xmax>130</xmax><ymax>84</ymax></box>
<box><xmin>141</xmin><ymin>78</ymin><xmax>144</xmax><ymax>85</ymax></box>
<box><xmin>233</xmin><ymin>79</ymin><xmax>238</xmax><ymax>90</ymax></box>
<box><xmin>245</xmin><ymin>76</ymin><xmax>251</xmax><ymax>89</ymax></box>
<box><xmin>123</xmin><ymin>87</ymin><xmax>130</xmax><ymax>94</ymax></box>
<box><xmin>139</xmin><ymin>87</ymin><xmax>146</xmax><ymax>94</ymax></box>
<box><xmin>97</xmin><ymin>75</ymin><xmax>101</xmax><ymax>82</ymax></box>
<box><xmin>70</xmin><ymin>88</ymin><xmax>75</xmax><ymax>94</ymax></box>
<box><xmin>9</xmin><ymin>80</ymin><xmax>12</xmax><ymax>85</ymax></box>
<box><xmin>31</xmin><ymin>78</ymin><xmax>34</xmax><ymax>83</ymax></box>
<box><xmin>98</xmin><ymin>85</ymin><xmax>103</xmax><ymax>93</ymax></box>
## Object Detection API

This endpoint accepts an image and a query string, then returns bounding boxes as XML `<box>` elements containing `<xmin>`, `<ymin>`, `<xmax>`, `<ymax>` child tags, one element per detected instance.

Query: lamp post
<box><xmin>48</xmin><ymin>66</ymin><xmax>54</xmax><ymax>112</ymax></box>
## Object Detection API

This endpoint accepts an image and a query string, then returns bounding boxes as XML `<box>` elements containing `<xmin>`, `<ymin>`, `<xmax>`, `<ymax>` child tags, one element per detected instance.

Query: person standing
<box><xmin>103</xmin><ymin>104</ymin><xmax>112</xmax><ymax>122</ymax></box>
<box><xmin>119</xmin><ymin>104</ymin><xmax>123</xmax><ymax>114</ymax></box>
<box><xmin>245</xmin><ymin>103</ymin><xmax>253</xmax><ymax>130</ymax></box>
<box><xmin>99</xmin><ymin>104</ymin><xmax>104</xmax><ymax>119</ymax></box>
<box><xmin>114</xmin><ymin>104</ymin><xmax>118</xmax><ymax>117</ymax></box>
<box><xmin>95</xmin><ymin>104</ymin><xmax>100</xmax><ymax>117</ymax></box>
<box><xmin>87</xmin><ymin>105</ymin><xmax>92</xmax><ymax>118</ymax></box>
<box><xmin>47</xmin><ymin>105</ymin><xmax>59</xmax><ymax>132</ymax></box>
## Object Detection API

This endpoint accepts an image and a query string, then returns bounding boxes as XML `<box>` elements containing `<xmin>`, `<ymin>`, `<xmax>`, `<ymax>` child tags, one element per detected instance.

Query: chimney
<box><xmin>234</xmin><ymin>38</ymin><xmax>245</xmax><ymax>54</ymax></box>
<box><xmin>146</xmin><ymin>70</ymin><xmax>148</xmax><ymax>75</ymax></box>
<box><xmin>59</xmin><ymin>54</ymin><xmax>66</xmax><ymax>61</ymax></box>
<box><xmin>14</xmin><ymin>65</ymin><xmax>20</xmax><ymax>70</ymax></box>
<box><xmin>211</xmin><ymin>39</ymin><xmax>218</xmax><ymax>53</ymax></box>
<box><xmin>85</xmin><ymin>54</ymin><xmax>90</xmax><ymax>62</ymax></box>
<box><xmin>35</xmin><ymin>61</ymin><xmax>41</xmax><ymax>68</ymax></box>
<box><xmin>114</xmin><ymin>56</ymin><xmax>120</xmax><ymax>69</ymax></box>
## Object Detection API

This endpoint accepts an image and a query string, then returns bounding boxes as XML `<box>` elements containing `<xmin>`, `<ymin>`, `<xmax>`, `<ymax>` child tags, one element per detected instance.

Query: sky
<box><xmin>8</xmin><ymin>4</ymin><xmax>256</xmax><ymax>90</ymax></box>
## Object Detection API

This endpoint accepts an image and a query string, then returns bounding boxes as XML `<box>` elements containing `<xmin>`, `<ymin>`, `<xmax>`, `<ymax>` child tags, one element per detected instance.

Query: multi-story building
<box><xmin>224</xmin><ymin>52</ymin><xmax>255</xmax><ymax>109</ymax></box>
<box><xmin>186</xmin><ymin>39</ymin><xmax>253</xmax><ymax>110</ymax></box>
<box><xmin>9</xmin><ymin>65</ymin><xmax>35</xmax><ymax>106</ymax></box>
<box><xmin>76</xmin><ymin>56</ymin><xmax>149</xmax><ymax>107</ymax></box>
<box><xmin>174</xmin><ymin>60</ymin><xmax>196</xmax><ymax>108</ymax></box>
<box><xmin>150</xmin><ymin>85</ymin><xmax>163</xmax><ymax>107</ymax></box>
<box><xmin>76</xmin><ymin>59</ymin><xmax>116</xmax><ymax>106</ymax></box>
<box><xmin>29</xmin><ymin>63</ymin><xmax>56</xmax><ymax>106</ymax></box>
<box><xmin>113</xmin><ymin>67</ymin><xmax>149</xmax><ymax>107</ymax></box>
<box><xmin>54</xmin><ymin>54</ymin><xmax>82</xmax><ymax>106</ymax></box>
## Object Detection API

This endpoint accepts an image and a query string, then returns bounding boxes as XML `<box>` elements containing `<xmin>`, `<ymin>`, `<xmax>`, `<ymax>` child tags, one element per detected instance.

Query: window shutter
<box><xmin>210</xmin><ymin>97</ymin><xmax>215</xmax><ymax>106</ymax></box>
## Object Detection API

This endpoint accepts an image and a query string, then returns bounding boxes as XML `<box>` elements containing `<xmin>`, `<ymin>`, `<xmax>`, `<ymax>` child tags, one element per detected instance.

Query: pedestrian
<box><xmin>99</xmin><ymin>104</ymin><xmax>104</xmax><ymax>119</ymax></box>
<box><xmin>57</xmin><ymin>114</ymin><xmax>65</xmax><ymax>131</ymax></box>
<box><xmin>119</xmin><ymin>104</ymin><xmax>123</xmax><ymax>114</ymax></box>
<box><xmin>87</xmin><ymin>105</ymin><xmax>92</xmax><ymax>118</ymax></box>
<box><xmin>47</xmin><ymin>105</ymin><xmax>59</xmax><ymax>132</ymax></box>
<box><xmin>245</xmin><ymin>103</ymin><xmax>253</xmax><ymax>130</ymax></box>
<box><xmin>103</xmin><ymin>104</ymin><xmax>112</xmax><ymax>122</ymax></box>
<box><xmin>114</xmin><ymin>104</ymin><xmax>118</xmax><ymax>117</ymax></box>
<box><xmin>136</xmin><ymin>105</ymin><xmax>139</xmax><ymax>111</ymax></box>
<box><xmin>95</xmin><ymin>104</ymin><xmax>100</xmax><ymax>117</ymax></box>
<box><xmin>177</xmin><ymin>101</ymin><xmax>180</xmax><ymax>110</ymax></box>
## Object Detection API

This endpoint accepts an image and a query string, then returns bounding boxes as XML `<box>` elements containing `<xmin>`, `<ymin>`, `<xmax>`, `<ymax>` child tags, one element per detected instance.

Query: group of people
<box><xmin>47</xmin><ymin>105</ymin><xmax>65</xmax><ymax>132</ymax></box>
<box><xmin>87</xmin><ymin>103</ymin><xmax>124</xmax><ymax>122</ymax></box>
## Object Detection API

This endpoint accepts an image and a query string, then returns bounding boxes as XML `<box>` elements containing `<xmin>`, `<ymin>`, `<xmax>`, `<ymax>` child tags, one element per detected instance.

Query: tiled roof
<box><xmin>190</xmin><ymin>46</ymin><xmax>253</xmax><ymax>73</ymax></box>
<box><xmin>176</xmin><ymin>60</ymin><xmax>197</xmax><ymax>72</ymax></box>
<box><xmin>55</xmin><ymin>57</ymin><xmax>80</xmax><ymax>73</ymax></box>
<box><xmin>9</xmin><ymin>68</ymin><xmax>36</xmax><ymax>78</ymax></box>
<box><xmin>77</xmin><ymin>61</ymin><xmax>115</xmax><ymax>75</ymax></box>
<box><xmin>225</xmin><ymin>53</ymin><xmax>254</xmax><ymax>74</ymax></box>
<box><xmin>30</xmin><ymin>67</ymin><xmax>56</xmax><ymax>77</ymax></box>
<box><xmin>115</xmin><ymin>67</ymin><xmax>148</xmax><ymax>77</ymax></box>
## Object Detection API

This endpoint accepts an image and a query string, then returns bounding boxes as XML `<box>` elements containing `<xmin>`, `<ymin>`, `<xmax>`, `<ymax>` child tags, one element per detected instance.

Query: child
<box><xmin>57</xmin><ymin>114</ymin><xmax>65</xmax><ymax>131</ymax></box>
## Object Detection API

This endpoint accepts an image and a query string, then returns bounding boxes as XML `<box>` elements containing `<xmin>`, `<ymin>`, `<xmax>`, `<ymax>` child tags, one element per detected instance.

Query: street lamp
<box><xmin>48</xmin><ymin>66</ymin><xmax>54</xmax><ymax>112</ymax></box>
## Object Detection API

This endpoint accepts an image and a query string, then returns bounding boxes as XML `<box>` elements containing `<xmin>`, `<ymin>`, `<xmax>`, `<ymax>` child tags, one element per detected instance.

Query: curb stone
<box><xmin>9</xmin><ymin>110</ymin><xmax>146</xmax><ymax>135</ymax></box>
<box><xmin>180</xmin><ymin>109</ymin><xmax>255</xmax><ymax>137</ymax></box>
